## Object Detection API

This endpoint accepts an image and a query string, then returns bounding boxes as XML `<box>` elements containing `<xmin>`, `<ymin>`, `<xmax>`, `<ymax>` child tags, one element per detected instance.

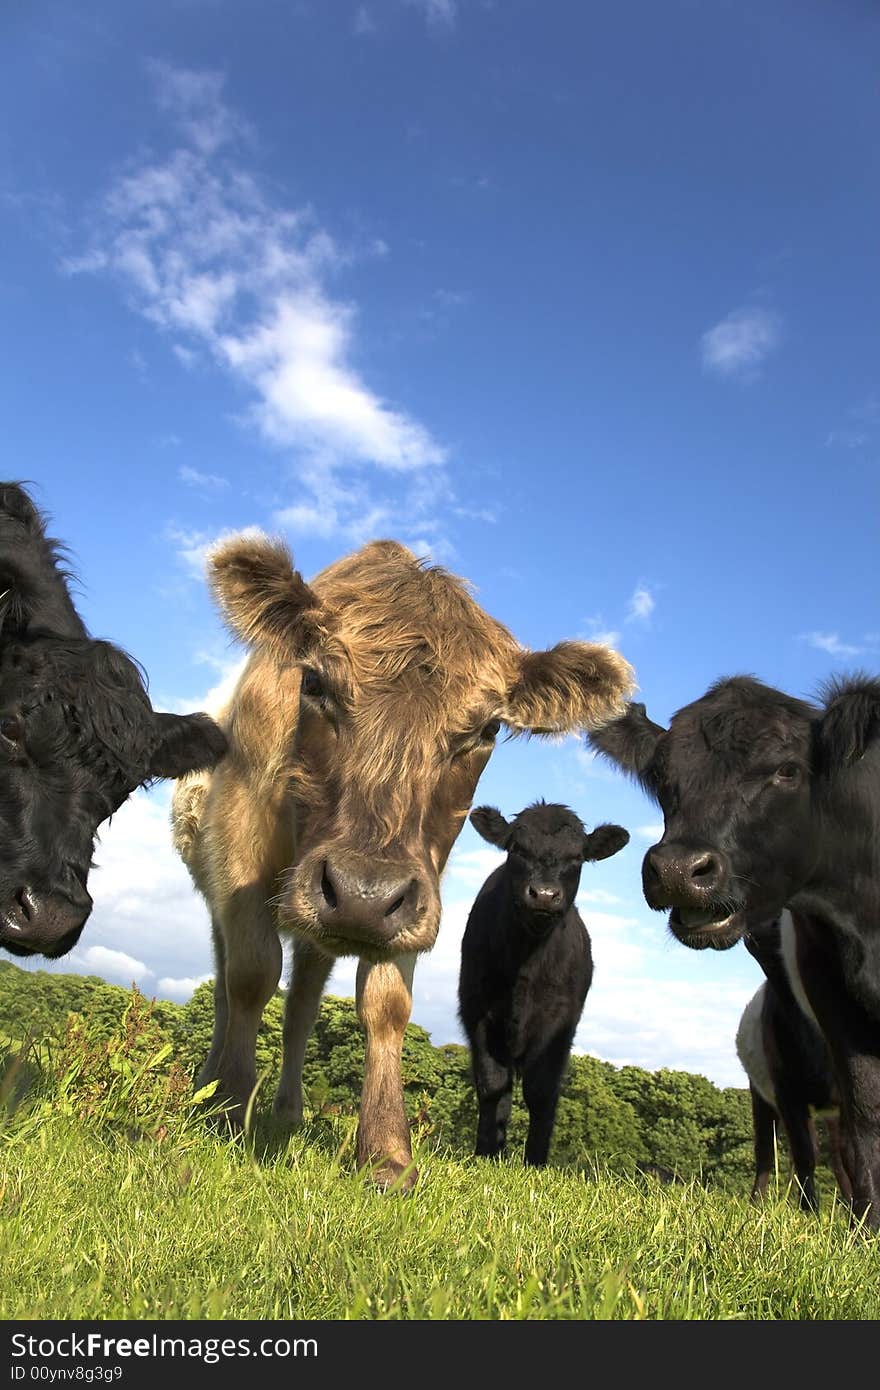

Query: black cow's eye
<box><xmin>0</xmin><ymin>714</ymin><xmax>24</xmax><ymax>744</ymax></box>
<box><xmin>773</xmin><ymin>762</ymin><xmax>801</xmax><ymax>786</ymax></box>
<box><xmin>481</xmin><ymin>719</ymin><xmax>502</xmax><ymax>742</ymax></box>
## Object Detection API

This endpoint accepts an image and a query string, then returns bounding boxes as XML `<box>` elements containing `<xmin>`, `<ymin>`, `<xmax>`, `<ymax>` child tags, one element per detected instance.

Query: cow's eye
<box><xmin>0</xmin><ymin>714</ymin><xmax>24</xmax><ymax>744</ymax></box>
<box><xmin>300</xmin><ymin>668</ymin><xmax>327</xmax><ymax>703</ymax></box>
<box><xmin>481</xmin><ymin>719</ymin><xmax>502</xmax><ymax>742</ymax></box>
<box><xmin>773</xmin><ymin>762</ymin><xmax>801</xmax><ymax>786</ymax></box>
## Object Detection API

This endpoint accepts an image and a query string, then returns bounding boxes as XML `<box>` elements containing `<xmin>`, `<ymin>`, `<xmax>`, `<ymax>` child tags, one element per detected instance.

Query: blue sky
<box><xmin>3</xmin><ymin>0</ymin><xmax>878</xmax><ymax>1088</ymax></box>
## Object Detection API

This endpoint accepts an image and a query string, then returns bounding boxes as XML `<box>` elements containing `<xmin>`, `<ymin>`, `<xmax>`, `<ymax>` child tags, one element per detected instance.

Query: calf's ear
<box><xmin>586</xmin><ymin>702</ymin><xmax>665</xmax><ymax>791</ymax></box>
<box><xmin>148</xmin><ymin>713</ymin><xmax>229</xmax><ymax>781</ymax></box>
<box><xmin>582</xmin><ymin>824</ymin><xmax>630</xmax><ymax>862</ymax></box>
<box><xmin>469</xmin><ymin>806</ymin><xmax>512</xmax><ymax>848</ymax></box>
<box><xmin>505</xmin><ymin>642</ymin><xmax>635</xmax><ymax>734</ymax></box>
<box><xmin>815</xmin><ymin>677</ymin><xmax>880</xmax><ymax>772</ymax></box>
<box><xmin>208</xmin><ymin>532</ymin><xmax>332</xmax><ymax>666</ymax></box>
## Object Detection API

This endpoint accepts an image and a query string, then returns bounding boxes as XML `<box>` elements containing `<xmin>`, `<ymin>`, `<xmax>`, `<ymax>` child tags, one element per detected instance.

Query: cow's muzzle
<box><xmin>0</xmin><ymin>886</ymin><xmax>92</xmax><ymax>958</ymax></box>
<box><xmin>642</xmin><ymin>841</ymin><xmax>744</xmax><ymax>950</ymax></box>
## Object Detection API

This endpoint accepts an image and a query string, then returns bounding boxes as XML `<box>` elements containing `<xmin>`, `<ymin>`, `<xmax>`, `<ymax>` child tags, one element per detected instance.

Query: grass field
<box><xmin>2</xmin><ymin>1108</ymin><xmax>879</xmax><ymax>1320</ymax></box>
<box><xmin>1</xmin><ymin>1007</ymin><xmax>878</xmax><ymax>1322</ymax></box>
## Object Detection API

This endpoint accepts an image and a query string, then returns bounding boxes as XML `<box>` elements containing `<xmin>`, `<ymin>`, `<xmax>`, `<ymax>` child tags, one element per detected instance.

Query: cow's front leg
<box><xmin>355</xmin><ymin>954</ymin><xmax>417</xmax><ymax>1189</ymax></box>
<box><xmin>213</xmin><ymin>885</ymin><xmax>283</xmax><ymax>1127</ymax></box>
<box><xmin>274</xmin><ymin>937</ymin><xmax>335</xmax><ymax>1125</ymax></box>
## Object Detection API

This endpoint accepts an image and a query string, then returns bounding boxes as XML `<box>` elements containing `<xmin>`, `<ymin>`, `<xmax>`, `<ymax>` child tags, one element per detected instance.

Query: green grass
<box><xmin>2</xmin><ymin>1110</ymin><xmax>879</xmax><ymax>1320</ymax></box>
<box><xmin>1</xmin><ymin>1007</ymin><xmax>877</xmax><ymax>1321</ymax></box>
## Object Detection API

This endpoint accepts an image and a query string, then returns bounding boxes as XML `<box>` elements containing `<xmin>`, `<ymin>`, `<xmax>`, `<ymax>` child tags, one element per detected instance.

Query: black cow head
<box><xmin>587</xmin><ymin>676</ymin><xmax>880</xmax><ymax>951</ymax></box>
<box><xmin>470</xmin><ymin>800</ymin><xmax>629</xmax><ymax>933</ymax></box>
<box><xmin>0</xmin><ymin>484</ymin><xmax>227</xmax><ymax>958</ymax></box>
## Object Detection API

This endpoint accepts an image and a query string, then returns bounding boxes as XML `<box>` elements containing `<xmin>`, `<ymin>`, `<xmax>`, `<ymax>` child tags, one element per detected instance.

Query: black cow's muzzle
<box><xmin>642</xmin><ymin>841</ymin><xmax>745</xmax><ymax>951</ymax></box>
<box><xmin>0</xmin><ymin>886</ymin><xmax>92</xmax><ymax>958</ymax></box>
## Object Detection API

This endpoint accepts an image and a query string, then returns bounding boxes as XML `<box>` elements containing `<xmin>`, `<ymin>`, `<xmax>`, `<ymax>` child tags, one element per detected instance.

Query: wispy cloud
<box><xmin>404</xmin><ymin>0</ymin><xmax>457</xmax><ymax>30</ymax></box>
<box><xmin>353</xmin><ymin>5</ymin><xmax>376</xmax><ymax>35</ymax></box>
<box><xmin>800</xmin><ymin>631</ymin><xmax>864</xmax><ymax>658</ymax></box>
<box><xmin>700</xmin><ymin>306</ymin><xmax>781</xmax><ymax>380</ymax></box>
<box><xmin>626</xmin><ymin>584</ymin><xmax>655</xmax><ymax>624</ymax></box>
<box><xmin>179</xmin><ymin>465</ymin><xmax>228</xmax><ymax>492</ymax></box>
<box><xmin>634</xmin><ymin>823</ymin><xmax>663</xmax><ymax>840</ymax></box>
<box><xmin>65</xmin><ymin>62</ymin><xmax>451</xmax><ymax>551</ymax></box>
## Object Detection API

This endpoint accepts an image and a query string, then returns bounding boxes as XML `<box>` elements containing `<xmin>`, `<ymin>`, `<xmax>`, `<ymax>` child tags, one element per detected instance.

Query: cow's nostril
<box><xmin>320</xmin><ymin>864</ymin><xmax>338</xmax><ymax>910</ymax></box>
<box><xmin>384</xmin><ymin>892</ymin><xmax>407</xmax><ymax>918</ymax></box>
<box><xmin>690</xmin><ymin>854</ymin><xmax>718</xmax><ymax>881</ymax></box>
<box><xmin>15</xmin><ymin>888</ymin><xmax>35</xmax><ymax>923</ymax></box>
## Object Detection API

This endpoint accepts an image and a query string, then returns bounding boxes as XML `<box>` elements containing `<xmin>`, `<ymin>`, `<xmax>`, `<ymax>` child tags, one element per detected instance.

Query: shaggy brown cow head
<box><xmin>210</xmin><ymin>534</ymin><xmax>635</xmax><ymax>962</ymax></box>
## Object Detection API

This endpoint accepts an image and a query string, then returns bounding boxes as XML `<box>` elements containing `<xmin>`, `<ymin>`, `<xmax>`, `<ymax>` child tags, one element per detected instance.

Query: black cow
<box><xmin>588</xmin><ymin>675</ymin><xmax>880</xmax><ymax>1227</ymax></box>
<box><xmin>0</xmin><ymin>481</ymin><xmax>227</xmax><ymax>958</ymax></box>
<box><xmin>737</xmin><ymin>917</ymin><xmax>851</xmax><ymax>1212</ymax></box>
<box><xmin>458</xmin><ymin>801</ymin><xmax>629</xmax><ymax>1166</ymax></box>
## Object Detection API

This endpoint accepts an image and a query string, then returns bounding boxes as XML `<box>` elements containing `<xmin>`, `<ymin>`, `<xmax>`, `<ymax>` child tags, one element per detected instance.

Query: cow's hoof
<box><xmin>271</xmin><ymin>1099</ymin><xmax>304</xmax><ymax>1128</ymax></box>
<box><xmin>364</xmin><ymin>1156</ymin><xmax>419</xmax><ymax>1193</ymax></box>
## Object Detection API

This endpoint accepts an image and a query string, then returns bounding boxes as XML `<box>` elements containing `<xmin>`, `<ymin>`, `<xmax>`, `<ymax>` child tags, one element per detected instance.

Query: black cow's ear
<box><xmin>582</xmin><ymin>824</ymin><xmax>629</xmax><ymax>862</ymax></box>
<box><xmin>469</xmin><ymin>805</ymin><xmax>512</xmax><ymax>848</ymax></box>
<box><xmin>815</xmin><ymin>677</ymin><xmax>880</xmax><ymax>773</ymax></box>
<box><xmin>148</xmin><ymin>713</ymin><xmax>228</xmax><ymax>781</ymax></box>
<box><xmin>586</xmin><ymin>702</ymin><xmax>665</xmax><ymax>791</ymax></box>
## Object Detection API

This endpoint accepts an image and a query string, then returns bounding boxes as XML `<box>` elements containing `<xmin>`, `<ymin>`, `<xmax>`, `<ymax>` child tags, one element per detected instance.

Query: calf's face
<box><xmin>588</xmin><ymin>676</ymin><xmax>880</xmax><ymax>951</ymax></box>
<box><xmin>471</xmin><ymin>802</ymin><xmax>629</xmax><ymax>933</ymax></box>
<box><xmin>209</xmin><ymin>536</ymin><xmax>635</xmax><ymax>961</ymax></box>
<box><xmin>0</xmin><ymin>637</ymin><xmax>227</xmax><ymax>958</ymax></box>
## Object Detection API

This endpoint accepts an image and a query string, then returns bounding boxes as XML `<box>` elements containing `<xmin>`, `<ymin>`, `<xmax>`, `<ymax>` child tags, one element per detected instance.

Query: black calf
<box><xmin>458</xmin><ymin>801</ymin><xmax>628</xmax><ymax>1166</ymax></box>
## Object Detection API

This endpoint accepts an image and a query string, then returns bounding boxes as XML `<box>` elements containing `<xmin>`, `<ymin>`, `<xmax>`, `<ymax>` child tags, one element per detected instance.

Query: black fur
<box><xmin>458</xmin><ymin>800</ymin><xmax>628</xmax><ymax>1166</ymax></box>
<box><xmin>0</xmin><ymin>482</ymin><xmax>228</xmax><ymax>958</ymax></box>
<box><xmin>741</xmin><ymin>920</ymin><xmax>850</xmax><ymax>1213</ymax></box>
<box><xmin>588</xmin><ymin>674</ymin><xmax>880</xmax><ymax>1229</ymax></box>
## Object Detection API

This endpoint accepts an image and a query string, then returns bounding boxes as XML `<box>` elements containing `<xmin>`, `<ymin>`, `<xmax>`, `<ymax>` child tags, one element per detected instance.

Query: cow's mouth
<box><xmin>668</xmin><ymin>905</ymin><xmax>746</xmax><ymax>952</ymax></box>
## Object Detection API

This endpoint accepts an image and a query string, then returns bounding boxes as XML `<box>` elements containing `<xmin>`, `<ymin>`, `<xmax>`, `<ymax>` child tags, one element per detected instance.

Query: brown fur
<box><xmin>173</xmin><ymin>532</ymin><xmax>635</xmax><ymax>1185</ymax></box>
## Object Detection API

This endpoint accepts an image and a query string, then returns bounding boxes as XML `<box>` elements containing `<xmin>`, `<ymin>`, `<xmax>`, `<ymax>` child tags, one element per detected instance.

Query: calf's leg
<box><xmin>776</xmin><ymin>1095</ymin><xmax>819</xmax><ymax>1213</ymax></box>
<box><xmin>195</xmin><ymin>918</ymin><xmax>228</xmax><ymax>1093</ymax></box>
<box><xmin>470</xmin><ymin>1018</ymin><xmax>514</xmax><ymax>1158</ymax></box>
<box><xmin>205</xmin><ymin>884</ymin><xmax>283</xmax><ymax>1124</ymax></box>
<box><xmin>521</xmin><ymin>1031</ymin><xmax>573</xmax><ymax>1167</ymax></box>
<box><xmin>356</xmin><ymin>954</ymin><xmax>417</xmax><ymax>1189</ymax></box>
<box><xmin>274</xmin><ymin>937</ymin><xmax>335</xmax><ymax>1125</ymax></box>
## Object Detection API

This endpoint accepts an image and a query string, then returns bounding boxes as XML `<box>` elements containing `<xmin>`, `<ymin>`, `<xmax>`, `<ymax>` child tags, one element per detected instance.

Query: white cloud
<box><xmin>66</xmin><ymin>62</ymin><xmax>450</xmax><ymax>551</ymax></box>
<box><xmin>626</xmin><ymin>584</ymin><xmax>655</xmax><ymax>624</ymax></box>
<box><xmin>634</xmin><ymin>823</ymin><xmax>663</xmax><ymax>840</ymax></box>
<box><xmin>801</xmin><ymin>631</ymin><xmax>864</xmax><ymax>658</ymax></box>
<box><xmin>700</xmin><ymin>306</ymin><xmax>781</xmax><ymax>380</ymax></box>
<box><xmin>67</xmin><ymin>944</ymin><xmax>152</xmax><ymax>985</ymax></box>
<box><xmin>353</xmin><ymin>5</ymin><xmax>376</xmax><ymax>35</ymax></box>
<box><xmin>404</xmin><ymin>0</ymin><xmax>457</xmax><ymax>30</ymax></box>
<box><xmin>157</xmin><ymin>973</ymin><xmax>212</xmax><ymax>1002</ymax></box>
<box><xmin>179</xmin><ymin>465</ymin><xmax>228</xmax><ymax>491</ymax></box>
<box><xmin>443</xmin><ymin>846</ymin><xmax>505</xmax><ymax>890</ymax></box>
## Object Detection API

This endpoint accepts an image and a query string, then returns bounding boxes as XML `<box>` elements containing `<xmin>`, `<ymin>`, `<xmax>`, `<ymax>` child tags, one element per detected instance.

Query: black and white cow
<box><xmin>736</xmin><ymin>917</ymin><xmax>851</xmax><ymax>1212</ymax></box>
<box><xmin>589</xmin><ymin>675</ymin><xmax>880</xmax><ymax>1228</ymax></box>
<box><xmin>0</xmin><ymin>482</ymin><xmax>227</xmax><ymax>958</ymax></box>
<box><xmin>458</xmin><ymin>801</ymin><xmax>629</xmax><ymax>1166</ymax></box>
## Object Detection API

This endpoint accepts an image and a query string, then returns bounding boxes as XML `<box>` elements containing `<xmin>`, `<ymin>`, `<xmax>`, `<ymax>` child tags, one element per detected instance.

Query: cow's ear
<box><xmin>148</xmin><ymin>712</ymin><xmax>228</xmax><ymax>781</ymax></box>
<box><xmin>582</xmin><ymin>823</ymin><xmax>629</xmax><ymax>862</ymax></box>
<box><xmin>208</xmin><ymin>532</ymin><xmax>332</xmax><ymax>665</ymax></box>
<box><xmin>469</xmin><ymin>805</ymin><xmax>512</xmax><ymax>848</ymax></box>
<box><xmin>815</xmin><ymin>677</ymin><xmax>880</xmax><ymax>773</ymax></box>
<box><xmin>504</xmin><ymin>642</ymin><xmax>635</xmax><ymax>735</ymax></box>
<box><xmin>586</xmin><ymin>702</ymin><xmax>665</xmax><ymax>791</ymax></box>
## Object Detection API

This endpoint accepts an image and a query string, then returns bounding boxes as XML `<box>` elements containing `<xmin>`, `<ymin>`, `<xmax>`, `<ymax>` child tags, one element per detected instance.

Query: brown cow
<box><xmin>172</xmin><ymin>532</ymin><xmax>635</xmax><ymax>1186</ymax></box>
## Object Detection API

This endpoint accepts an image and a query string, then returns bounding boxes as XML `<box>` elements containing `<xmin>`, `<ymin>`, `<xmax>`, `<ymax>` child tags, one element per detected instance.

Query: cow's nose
<box><xmin>526</xmin><ymin>883</ymin><xmax>564</xmax><ymax>912</ymax></box>
<box><xmin>318</xmin><ymin>858</ymin><xmax>421</xmax><ymax>944</ymax></box>
<box><xmin>0</xmin><ymin>886</ymin><xmax>92</xmax><ymax>956</ymax></box>
<box><xmin>642</xmin><ymin>843</ymin><xmax>727</xmax><ymax>906</ymax></box>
